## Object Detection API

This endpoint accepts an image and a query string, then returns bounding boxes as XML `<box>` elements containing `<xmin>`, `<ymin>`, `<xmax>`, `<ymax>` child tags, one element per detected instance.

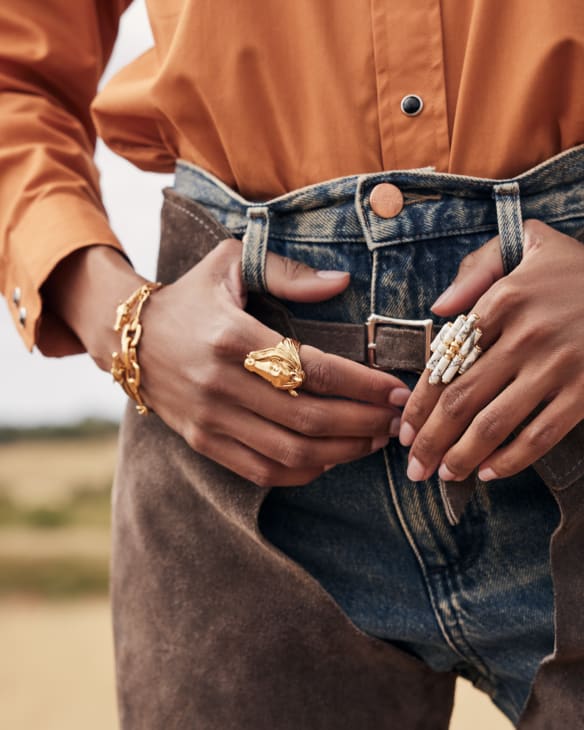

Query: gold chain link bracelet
<box><xmin>111</xmin><ymin>282</ymin><xmax>162</xmax><ymax>415</ymax></box>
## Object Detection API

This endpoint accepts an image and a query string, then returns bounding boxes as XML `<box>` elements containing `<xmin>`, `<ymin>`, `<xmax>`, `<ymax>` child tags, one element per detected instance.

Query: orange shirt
<box><xmin>1</xmin><ymin>0</ymin><xmax>583</xmax><ymax>353</ymax></box>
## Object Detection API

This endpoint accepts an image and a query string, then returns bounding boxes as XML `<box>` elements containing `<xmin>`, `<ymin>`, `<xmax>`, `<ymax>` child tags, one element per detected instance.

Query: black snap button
<box><xmin>401</xmin><ymin>94</ymin><xmax>424</xmax><ymax>117</ymax></box>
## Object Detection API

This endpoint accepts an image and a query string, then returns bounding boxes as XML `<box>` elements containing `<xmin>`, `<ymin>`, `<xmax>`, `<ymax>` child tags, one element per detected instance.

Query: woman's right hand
<box><xmin>45</xmin><ymin>240</ymin><xmax>411</xmax><ymax>487</ymax></box>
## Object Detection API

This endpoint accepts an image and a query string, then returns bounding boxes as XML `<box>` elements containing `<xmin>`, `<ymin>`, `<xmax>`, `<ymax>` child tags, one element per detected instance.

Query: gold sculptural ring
<box><xmin>244</xmin><ymin>337</ymin><xmax>306</xmax><ymax>397</ymax></box>
<box><xmin>426</xmin><ymin>313</ymin><xmax>483</xmax><ymax>385</ymax></box>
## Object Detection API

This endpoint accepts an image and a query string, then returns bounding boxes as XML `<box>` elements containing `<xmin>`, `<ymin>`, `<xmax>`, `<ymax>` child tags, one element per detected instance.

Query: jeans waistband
<box><xmin>174</xmin><ymin>145</ymin><xmax>584</xmax><ymax>250</ymax></box>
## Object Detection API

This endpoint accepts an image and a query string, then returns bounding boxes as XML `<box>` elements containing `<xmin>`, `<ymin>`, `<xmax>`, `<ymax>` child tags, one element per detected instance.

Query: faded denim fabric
<box><xmin>174</xmin><ymin>146</ymin><xmax>584</xmax><ymax>725</ymax></box>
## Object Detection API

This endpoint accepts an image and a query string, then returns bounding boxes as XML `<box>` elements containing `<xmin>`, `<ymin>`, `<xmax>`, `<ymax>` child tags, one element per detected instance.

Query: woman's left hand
<box><xmin>400</xmin><ymin>219</ymin><xmax>584</xmax><ymax>483</ymax></box>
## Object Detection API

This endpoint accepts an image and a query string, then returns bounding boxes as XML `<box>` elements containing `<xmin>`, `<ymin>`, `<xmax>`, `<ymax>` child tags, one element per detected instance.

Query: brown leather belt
<box><xmin>248</xmin><ymin>294</ymin><xmax>439</xmax><ymax>373</ymax></box>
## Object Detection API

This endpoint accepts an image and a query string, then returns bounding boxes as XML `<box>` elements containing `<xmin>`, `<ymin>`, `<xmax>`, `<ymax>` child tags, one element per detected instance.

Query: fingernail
<box><xmin>324</xmin><ymin>464</ymin><xmax>336</xmax><ymax>471</ymax></box>
<box><xmin>399</xmin><ymin>421</ymin><xmax>416</xmax><ymax>447</ymax></box>
<box><xmin>389</xmin><ymin>387</ymin><xmax>411</xmax><ymax>407</ymax></box>
<box><xmin>478</xmin><ymin>466</ymin><xmax>498</xmax><ymax>482</ymax></box>
<box><xmin>371</xmin><ymin>436</ymin><xmax>390</xmax><ymax>452</ymax></box>
<box><xmin>389</xmin><ymin>417</ymin><xmax>401</xmax><ymax>437</ymax></box>
<box><xmin>438</xmin><ymin>463</ymin><xmax>456</xmax><ymax>481</ymax></box>
<box><xmin>432</xmin><ymin>284</ymin><xmax>455</xmax><ymax>310</ymax></box>
<box><xmin>407</xmin><ymin>457</ymin><xmax>426</xmax><ymax>482</ymax></box>
<box><xmin>316</xmin><ymin>270</ymin><xmax>349</xmax><ymax>279</ymax></box>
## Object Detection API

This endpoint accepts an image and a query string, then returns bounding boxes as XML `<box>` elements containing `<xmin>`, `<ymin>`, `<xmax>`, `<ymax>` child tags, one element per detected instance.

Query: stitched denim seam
<box><xmin>205</xmin><ymin>228</ymin><xmax>367</xmax><ymax>243</ymax></box>
<box><xmin>436</xmin><ymin>564</ymin><xmax>529</xmax><ymax>723</ymax></box>
<box><xmin>423</xmin><ymin>492</ymin><xmax>488</xmax><ymax>576</ymax></box>
<box><xmin>243</xmin><ymin>206</ymin><xmax>270</xmax><ymax>292</ymax></box>
<box><xmin>435</xmin><ymin>568</ymin><xmax>497</xmax><ymax>685</ymax></box>
<box><xmin>358</xmin><ymin>175</ymin><xmax>494</xmax><ymax>198</ymax></box>
<box><xmin>370</xmin><ymin>249</ymin><xmax>379</xmax><ymax>314</ymax></box>
<box><xmin>222</xmin><ymin>212</ymin><xmax>583</xmax><ymax>247</ymax></box>
<box><xmin>365</xmin><ymin>223</ymin><xmax>496</xmax><ymax>246</ymax></box>
<box><xmin>381</xmin><ymin>449</ymin><xmax>464</xmax><ymax>660</ymax></box>
<box><xmin>363</xmin><ymin>213</ymin><xmax>584</xmax><ymax>249</ymax></box>
<box><xmin>268</xmin><ymin>233</ymin><xmax>366</xmax><ymax>244</ymax></box>
<box><xmin>407</xmin><ymin>487</ymin><xmax>486</xmax><ymax>577</ymax></box>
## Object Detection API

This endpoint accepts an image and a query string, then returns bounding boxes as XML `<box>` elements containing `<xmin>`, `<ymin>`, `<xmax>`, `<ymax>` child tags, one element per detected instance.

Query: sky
<box><xmin>0</xmin><ymin>1</ymin><xmax>174</xmax><ymax>426</ymax></box>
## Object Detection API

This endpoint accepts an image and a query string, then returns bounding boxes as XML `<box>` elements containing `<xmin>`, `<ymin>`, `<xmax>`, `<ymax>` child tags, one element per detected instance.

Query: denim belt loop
<box><xmin>493</xmin><ymin>181</ymin><xmax>524</xmax><ymax>274</ymax></box>
<box><xmin>242</xmin><ymin>205</ymin><xmax>270</xmax><ymax>292</ymax></box>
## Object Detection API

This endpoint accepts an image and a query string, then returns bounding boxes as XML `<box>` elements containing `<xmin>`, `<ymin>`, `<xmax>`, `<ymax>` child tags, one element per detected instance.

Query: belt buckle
<box><xmin>366</xmin><ymin>314</ymin><xmax>434</xmax><ymax>369</ymax></box>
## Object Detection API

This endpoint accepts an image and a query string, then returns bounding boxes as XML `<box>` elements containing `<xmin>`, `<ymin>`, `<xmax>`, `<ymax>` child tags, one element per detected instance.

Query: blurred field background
<box><xmin>0</xmin><ymin>422</ymin><xmax>118</xmax><ymax>729</ymax></box>
<box><xmin>0</xmin><ymin>1</ymin><xmax>512</xmax><ymax>728</ymax></box>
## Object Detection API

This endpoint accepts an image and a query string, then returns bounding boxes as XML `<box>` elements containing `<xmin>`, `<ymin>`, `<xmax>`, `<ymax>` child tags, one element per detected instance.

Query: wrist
<box><xmin>42</xmin><ymin>245</ymin><xmax>149</xmax><ymax>371</ymax></box>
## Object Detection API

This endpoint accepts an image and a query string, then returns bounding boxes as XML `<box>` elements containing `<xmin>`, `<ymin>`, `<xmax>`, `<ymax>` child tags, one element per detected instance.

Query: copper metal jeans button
<box><xmin>370</xmin><ymin>183</ymin><xmax>404</xmax><ymax>218</ymax></box>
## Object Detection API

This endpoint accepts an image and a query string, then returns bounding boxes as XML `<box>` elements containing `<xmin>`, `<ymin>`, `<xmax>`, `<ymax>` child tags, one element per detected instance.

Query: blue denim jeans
<box><xmin>174</xmin><ymin>147</ymin><xmax>584</xmax><ymax>726</ymax></box>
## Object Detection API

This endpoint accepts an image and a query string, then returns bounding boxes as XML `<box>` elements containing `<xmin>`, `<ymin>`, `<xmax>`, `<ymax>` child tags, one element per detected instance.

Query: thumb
<box><xmin>431</xmin><ymin>235</ymin><xmax>505</xmax><ymax>316</ymax></box>
<box><xmin>265</xmin><ymin>251</ymin><xmax>350</xmax><ymax>302</ymax></box>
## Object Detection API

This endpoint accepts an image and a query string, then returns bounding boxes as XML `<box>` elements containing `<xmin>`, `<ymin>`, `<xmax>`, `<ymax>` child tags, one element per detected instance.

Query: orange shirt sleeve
<box><xmin>0</xmin><ymin>0</ymin><xmax>132</xmax><ymax>355</ymax></box>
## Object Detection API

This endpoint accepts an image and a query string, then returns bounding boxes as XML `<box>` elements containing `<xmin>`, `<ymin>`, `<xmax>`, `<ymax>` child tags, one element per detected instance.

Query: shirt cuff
<box><xmin>3</xmin><ymin>192</ymin><xmax>124</xmax><ymax>356</ymax></box>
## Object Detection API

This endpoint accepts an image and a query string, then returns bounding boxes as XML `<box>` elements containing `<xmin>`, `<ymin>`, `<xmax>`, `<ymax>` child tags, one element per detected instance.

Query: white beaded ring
<box><xmin>426</xmin><ymin>313</ymin><xmax>483</xmax><ymax>385</ymax></box>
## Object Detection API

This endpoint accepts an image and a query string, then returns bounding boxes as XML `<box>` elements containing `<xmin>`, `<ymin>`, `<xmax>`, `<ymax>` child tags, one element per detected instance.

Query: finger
<box><xmin>437</xmin><ymin>373</ymin><xmax>555</xmax><ymax>481</ymax></box>
<box><xmin>234</xmin><ymin>376</ymin><xmax>403</xmax><ymax>438</ymax></box>
<box><xmin>264</xmin><ymin>249</ymin><xmax>351</xmax><ymax>302</ymax></box>
<box><xmin>187</xmin><ymin>427</ymin><xmax>327</xmax><ymax>487</ymax></box>
<box><xmin>200</xmin><ymin>238</ymin><xmax>351</xmax><ymax>307</ymax></box>
<box><xmin>477</xmin><ymin>390</ymin><xmax>584</xmax><ymax>481</ymax></box>
<box><xmin>403</xmin><ymin>347</ymin><xmax>513</xmax><ymax>481</ymax></box>
<box><xmin>431</xmin><ymin>234</ymin><xmax>504</xmax><ymax>316</ymax></box>
<box><xmin>300</xmin><ymin>345</ymin><xmax>412</xmax><ymax>405</ymax></box>
<box><xmin>217</xmin><ymin>406</ymin><xmax>390</xmax><ymax>469</ymax></box>
<box><xmin>399</xmin><ymin>376</ymin><xmax>444</xmax><ymax>448</ymax></box>
<box><xmin>222</xmin><ymin>310</ymin><xmax>412</xmax><ymax>407</ymax></box>
<box><xmin>401</xmin><ymin>294</ymin><xmax>505</xmax><ymax>447</ymax></box>
<box><xmin>521</xmin><ymin>219</ymin><xmax>579</xmax><ymax>260</ymax></box>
